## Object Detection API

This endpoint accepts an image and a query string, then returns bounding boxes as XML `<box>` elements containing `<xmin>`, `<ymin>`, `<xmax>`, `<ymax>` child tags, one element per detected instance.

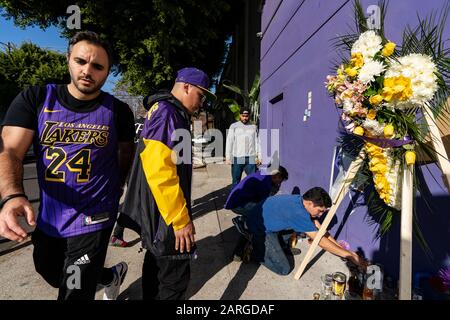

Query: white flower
<box><xmin>387</xmin><ymin>159</ymin><xmax>402</xmax><ymax>210</ymax></box>
<box><xmin>351</xmin><ymin>30</ymin><xmax>383</xmax><ymax>60</ymax></box>
<box><xmin>357</xmin><ymin>60</ymin><xmax>385</xmax><ymax>84</ymax></box>
<box><xmin>362</xmin><ymin>119</ymin><xmax>385</xmax><ymax>136</ymax></box>
<box><xmin>342</xmin><ymin>99</ymin><xmax>354</xmax><ymax>114</ymax></box>
<box><xmin>385</xmin><ymin>53</ymin><xmax>438</xmax><ymax>109</ymax></box>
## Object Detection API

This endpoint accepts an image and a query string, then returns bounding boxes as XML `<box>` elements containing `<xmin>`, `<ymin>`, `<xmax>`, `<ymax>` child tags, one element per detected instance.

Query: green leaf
<box><xmin>364</xmin><ymin>88</ymin><xmax>378</xmax><ymax>96</ymax></box>
<box><xmin>222</xmin><ymin>80</ymin><xmax>245</xmax><ymax>96</ymax></box>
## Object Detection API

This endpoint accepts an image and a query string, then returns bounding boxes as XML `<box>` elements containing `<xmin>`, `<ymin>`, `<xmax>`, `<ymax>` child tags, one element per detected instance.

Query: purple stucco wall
<box><xmin>260</xmin><ymin>0</ymin><xmax>450</xmax><ymax>285</ymax></box>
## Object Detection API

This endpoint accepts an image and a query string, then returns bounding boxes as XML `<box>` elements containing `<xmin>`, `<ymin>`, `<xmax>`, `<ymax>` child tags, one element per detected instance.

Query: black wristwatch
<box><xmin>0</xmin><ymin>193</ymin><xmax>28</xmax><ymax>209</ymax></box>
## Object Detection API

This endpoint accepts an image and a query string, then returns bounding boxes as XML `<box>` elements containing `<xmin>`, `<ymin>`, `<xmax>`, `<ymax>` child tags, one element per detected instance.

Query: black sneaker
<box><xmin>232</xmin><ymin>216</ymin><xmax>249</xmax><ymax>238</ymax></box>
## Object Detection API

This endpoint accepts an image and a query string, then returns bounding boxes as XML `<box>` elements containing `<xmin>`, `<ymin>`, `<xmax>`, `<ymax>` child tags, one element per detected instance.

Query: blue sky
<box><xmin>0</xmin><ymin>15</ymin><xmax>118</xmax><ymax>93</ymax></box>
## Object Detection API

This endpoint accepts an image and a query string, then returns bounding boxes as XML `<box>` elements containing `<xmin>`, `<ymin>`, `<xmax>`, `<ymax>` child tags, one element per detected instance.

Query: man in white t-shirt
<box><xmin>225</xmin><ymin>107</ymin><xmax>260</xmax><ymax>188</ymax></box>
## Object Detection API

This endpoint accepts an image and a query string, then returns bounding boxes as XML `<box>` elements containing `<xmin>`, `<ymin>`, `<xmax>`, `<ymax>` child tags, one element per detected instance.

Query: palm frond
<box><xmin>222</xmin><ymin>80</ymin><xmax>244</xmax><ymax>97</ymax></box>
<box><xmin>400</xmin><ymin>3</ymin><xmax>449</xmax><ymax>119</ymax></box>
<box><xmin>412</xmin><ymin>171</ymin><xmax>433</xmax><ymax>258</ymax></box>
<box><xmin>248</xmin><ymin>73</ymin><xmax>260</xmax><ymax>103</ymax></box>
<box><xmin>353</xmin><ymin>0</ymin><xmax>368</xmax><ymax>34</ymax></box>
<box><xmin>378</xmin><ymin>0</ymin><xmax>389</xmax><ymax>41</ymax></box>
<box><xmin>353</xmin><ymin>0</ymin><xmax>389</xmax><ymax>39</ymax></box>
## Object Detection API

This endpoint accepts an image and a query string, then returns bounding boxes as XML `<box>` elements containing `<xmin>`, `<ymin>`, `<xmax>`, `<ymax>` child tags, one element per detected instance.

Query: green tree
<box><xmin>0</xmin><ymin>0</ymin><xmax>241</xmax><ymax>95</ymax></box>
<box><xmin>222</xmin><ymin>73</ymin><xmax>260</xmax><ymax>124</ymax></box>
<box><xmin>0</xmin><ymin>42</ymin><xmax>68</xmax><ymax>117</ymax></box>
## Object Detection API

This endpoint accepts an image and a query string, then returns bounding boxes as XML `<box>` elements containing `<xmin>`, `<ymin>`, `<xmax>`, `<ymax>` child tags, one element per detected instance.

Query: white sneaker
<box><xmin>103</xmin><ymin>262</ymin><xmax>128</xmax><ymax>300</ymax></box>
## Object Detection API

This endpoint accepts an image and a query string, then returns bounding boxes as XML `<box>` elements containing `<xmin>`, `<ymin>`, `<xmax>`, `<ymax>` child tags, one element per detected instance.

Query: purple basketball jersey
<box><xmin>35</xmin><ymin>84</ymin><xmax>120</xmax><ymax>237</ymax></box>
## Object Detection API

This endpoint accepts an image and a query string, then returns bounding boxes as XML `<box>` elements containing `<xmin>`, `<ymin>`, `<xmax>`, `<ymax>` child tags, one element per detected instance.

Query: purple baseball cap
<box><xmin>175</xmin><ymin>67</ymin><xmax>217</xmax><ymax>101</ymax></box>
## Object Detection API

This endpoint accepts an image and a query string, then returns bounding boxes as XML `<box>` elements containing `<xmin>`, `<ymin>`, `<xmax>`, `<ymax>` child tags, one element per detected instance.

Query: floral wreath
<box><xmin>325</xmin><ymin>0</ymin><xmax>449</xmax><ymax>246</ymax></box>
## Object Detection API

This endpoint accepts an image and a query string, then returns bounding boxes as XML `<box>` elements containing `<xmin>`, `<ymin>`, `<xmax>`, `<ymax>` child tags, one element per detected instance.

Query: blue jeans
<box><xmin>251</xmin><ymin>231</ymin><xmax>295</xmax><ymax>275</ymax></box>
<box><xmin>231</xmin><ymin>156</ymin><xmax>257</xmax><ymax>188</ymax></box>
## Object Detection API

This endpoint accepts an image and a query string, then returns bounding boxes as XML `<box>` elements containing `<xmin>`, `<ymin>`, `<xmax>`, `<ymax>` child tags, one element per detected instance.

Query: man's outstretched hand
<box><xmin>348</xmin><ymin>251</ymin><xmax>369</xmax><ymax>271</ymax></box>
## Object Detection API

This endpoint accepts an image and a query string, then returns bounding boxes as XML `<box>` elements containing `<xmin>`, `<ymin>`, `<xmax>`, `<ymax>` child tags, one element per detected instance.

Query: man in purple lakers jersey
<box><xmin>120</xmin><ymin>67</ymin><xmax>216</xmax><ymax>299</ymax></box>
<box><xmin>0</xmin><ymin>31</ymin><xmax>135</xmax><ymax>300</ymax></box>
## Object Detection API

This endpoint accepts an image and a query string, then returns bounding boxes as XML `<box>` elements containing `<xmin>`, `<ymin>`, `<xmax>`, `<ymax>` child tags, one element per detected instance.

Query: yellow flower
<box><xmin>351</xmin><ymin>53</ymin><xmax>364</xmax><ymax>69</ymax></box>
<box><xmin>382</xmin><ymin>76</ymin><xmax>412</xmax><ymax>102</ymax></box>
<box><xmin>382</xmin><ymin>42</ymin><xmax>396</xmax><ymax>57</ymax></box>
<box><xmin>369</xmin><ymin>95</ymin><xmax>383</xmax><ymax>106</ymax></box>
<box><xmin>405</xmin><ymin>151</ymin><xmax>416</xmax><ymax>165</ymax></box>
<box><xmin>380</xmin><ymin>193</ymin><xmax>390</xmax><ymax>204</ymax></box>
<box><xmin>384</xmin><ymin>124</ymin><xmax>395</xmax><ymax>138</ymax></box>
<box><xmin>370</xmin><ymin>156</ymin><xmax>387</xmax><ymax>167</ymax></box>
<box><xmin>345</xmin><ymin>67</ymin><xmax>358</xmax><ymax>77</ymax></box>
<box><xmin>342</xmin><ymin>89</ymin><xmax>353</xmax><ymax>99</ymax></box>
<box><xmin>353</xmin><ymin>126</ymin><xmax>364</xmax><ymax>136</ymax></box>
<box><xmin>366</xmin><ymin>109</ymin><xmax>378</xmax><ymax>120</ymax></box>
<box><xmin>400</xmin><ymin>85</ymin><xmax>413</xmax><ymax>101</ymax></box>
<box><xmin>375</xmin><ymin>177</ymin><xmax>388</xmax><ymax>191</ymax></box>
<box><xmin>365</xmin><ymin>142</ymin><xmax>382</xmax><ymax>154</ymax></box>
<box><xmin>370</xmin><ymin>157</ymin><xmax>381</xmax><ymax>166</ymax></box>
<box><xmin>371</xmin><ymin>163</ymin><xmax>388</xmax><ymax>173</ymax></box>
<box><xmin>375</xmin><ymin>175</ymin><xmax>390</xmax><ymax>194</ymax></box>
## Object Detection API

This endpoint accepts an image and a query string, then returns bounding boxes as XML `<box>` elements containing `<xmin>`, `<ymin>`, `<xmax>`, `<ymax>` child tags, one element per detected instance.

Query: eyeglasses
<box><xmin>189</xmin><ymin>84</ymin><xmax>206</xmax><ymax>104</ymax></box>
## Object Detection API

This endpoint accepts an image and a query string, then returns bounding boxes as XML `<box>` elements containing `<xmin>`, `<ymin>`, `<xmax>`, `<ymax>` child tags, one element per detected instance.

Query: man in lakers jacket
<box><xmin>120</xmin><ymin>67</ymin><xmax>216</xmax><ymax>300</ymax></box>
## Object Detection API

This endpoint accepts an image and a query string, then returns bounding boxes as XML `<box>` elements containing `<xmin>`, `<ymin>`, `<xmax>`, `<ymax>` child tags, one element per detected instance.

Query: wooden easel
<box><xmin>294</xmin><ymin>104</ymin><xmax>450</xmax><ymax>301</ymax></box>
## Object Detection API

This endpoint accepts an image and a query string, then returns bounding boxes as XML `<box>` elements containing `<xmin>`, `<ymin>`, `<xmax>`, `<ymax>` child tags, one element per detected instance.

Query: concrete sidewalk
<box><xmin>0</xmin><ymin>163</ymin><xmax>350</xmax><ymax>300</ymax></box>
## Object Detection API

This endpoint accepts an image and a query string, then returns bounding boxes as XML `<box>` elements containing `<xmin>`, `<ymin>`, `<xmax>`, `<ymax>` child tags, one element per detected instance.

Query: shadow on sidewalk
<box><xmin>186</xmin><ymin>226</ymin><xmax>244</xmax><ymax>299</ymax></box>
<box><xmin>118</xmin><ymin>226</ymin><xmax>259</xmax><ymax>300</ymax></box>
<box><xmin>192</xmin><ymin>185</ymin><xmax>232</xmax><ymax>220</ymax></box>
<box><xmin>220</xmin><ymin>261</ymin><xmax>260</xmax><ymax>300</ymax></box>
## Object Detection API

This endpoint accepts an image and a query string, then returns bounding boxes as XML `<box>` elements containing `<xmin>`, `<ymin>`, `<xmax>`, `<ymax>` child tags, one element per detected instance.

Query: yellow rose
<box><xmin>384</xmin><ymin>124</ymin><xmax>395</xmax><ymax>138</ymax></box>
<box><xmin>405</xmin><ymin>151</ymin><xmax>416</xmax><ymax>166</ymax></box>
<box><xmin>351</xmin><ymin>53</ymin><xmax>364</xmax><ymax>69</ymax></box>
<box><xmin>353</xmin><ymin>126</ymin><xmax>364</xmax><ymax>136</ymax></box>
<box><xmin>370</xmin><ymin>156</ymin><xmax>386</xmax><ymax>167</ymax></box>
<box><xmin>369</xmin><ymin>95</ymin><xmax>383</xmax><ymax>106</ymax></box>
<box><xmin>371</xmin><ymin>163</ymin><xmax>387</xmax><ymax>173</ymax></box>
<box><xmin>381</xmin><ymin>193</ymin><xmax>390</xmax><ymax>204</ymax></box>
<box><xmin>375</xmin><ymin>175</ymin><xmax>390</xmax><ymax>192</ymax></box>
<box><xmin>365</xmin><ymin>142</ymin><xmax>382</xmax><ymax>154</ymax></box>
<box><xmin>345</xmin><ymin>67</ymin><xmax>358</xmax><ymax>77</ymax></box>
<box><xmin>382</xmin><ymin>42</ymin><xmax>396</xmax><ymax>57</ymax></box>
<box><xmin>376</xmin><ymin>180</ymin><xmax>387</xmax><ymax>191</ymax></box>
<box><xmin>366</xmin><ymin>109</ymin><xmax>378</xmax><ymax>120</ymax></box>
<box><xmin>370</xmin><ymin>157</ymin><xmax>381</xmax><ymax>166</ymax></box>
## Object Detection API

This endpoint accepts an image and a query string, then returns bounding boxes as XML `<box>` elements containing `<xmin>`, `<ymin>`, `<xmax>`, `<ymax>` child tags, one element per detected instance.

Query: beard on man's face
<box><xmin>72</xmin><ymin>75</ymin><xmax>106</xmax><ymax>94</ymax></box>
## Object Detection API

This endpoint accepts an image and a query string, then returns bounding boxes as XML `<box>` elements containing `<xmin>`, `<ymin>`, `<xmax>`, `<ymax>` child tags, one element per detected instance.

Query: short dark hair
<box><xmin>67</xmin><ymin>31</ymin><xmax>113</xmax><ymax>69</ymax></box>
<box><xmin>303</xmin><ymin>187</ymin><xmax>332</xmax><ymax>208</ymax></box>
<box><xmin>272</xmin><ymin>165</ymin><xmax>288</xmax><ymax>180</ymax></box>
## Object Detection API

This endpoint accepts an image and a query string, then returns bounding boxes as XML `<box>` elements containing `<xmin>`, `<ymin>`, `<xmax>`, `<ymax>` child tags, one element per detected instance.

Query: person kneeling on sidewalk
<box><xmin>225</xmin><ymin>166</ymin><xmax>288</xmax><ymax>261</ymax></box>
<box><xmin>245</xmin><ymin>187</ymin><xmax>368</xmax><ymax>275</ymax></box>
